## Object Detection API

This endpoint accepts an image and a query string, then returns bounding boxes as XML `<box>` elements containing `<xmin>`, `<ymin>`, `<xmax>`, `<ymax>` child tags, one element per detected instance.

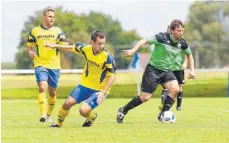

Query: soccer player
<box><xmin>27</xmin><ymin>7</ymin><xmax>68</xmax><ymax>122</ymax></box>
<box><xmin>160</xmin><ymin>25</ymin><xmax>190</xmax><ymax>111</ymax></box>
<box><xmin>117</xmin><ymin>19</ymin><xmax>195</xmax><ymax>123</ymax></box>
<box><xmin>45</xmin><ymin>31</ymin><xmax>116</xmax><ymax>127</ymax></box>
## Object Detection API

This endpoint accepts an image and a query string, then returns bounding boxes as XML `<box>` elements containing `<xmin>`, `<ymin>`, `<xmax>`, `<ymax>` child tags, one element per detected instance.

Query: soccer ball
<box><xmin>161</xmin><ymin>111</ymin><xmax>176</xmax><ymax>123</ymax></box>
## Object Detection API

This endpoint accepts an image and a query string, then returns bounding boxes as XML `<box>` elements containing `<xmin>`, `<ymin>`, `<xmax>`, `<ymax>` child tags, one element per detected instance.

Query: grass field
<box><xmin>2</xmin><ymin>98</ymin><xmax>229</xmax><ymax>143</ymax></box>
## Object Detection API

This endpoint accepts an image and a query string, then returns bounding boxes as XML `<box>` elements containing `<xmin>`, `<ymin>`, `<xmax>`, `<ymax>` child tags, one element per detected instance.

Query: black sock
<box><xmin>161</xmin><ymin>89</ymin><xmax>168</xmax><ymax>105</ymax></box>
<box><xmin>123</xmin><ymin>96</ymin><xmax>143</xmax><ymax>114</ymax></box>
<box><xmin>177</xmin><ymin>91</ymin><xmax>183</xmax><ymax>108</ymax></box>
<box><xmin>161</xmin><ymin>95</ymin><xmax>175</xmax><ymax>113</ymax></box>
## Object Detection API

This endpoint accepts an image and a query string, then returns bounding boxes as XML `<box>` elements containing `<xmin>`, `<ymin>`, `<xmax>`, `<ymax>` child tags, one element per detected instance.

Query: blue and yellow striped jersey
<box><xmin>72</xmin><ymin>43</ymin><xmax>116</xmax><ymax>93</ymax></box>
<box><xmin>27</xmin><ymin>25</ymin><xmax>68</xmax><ymax>69</ymax></box>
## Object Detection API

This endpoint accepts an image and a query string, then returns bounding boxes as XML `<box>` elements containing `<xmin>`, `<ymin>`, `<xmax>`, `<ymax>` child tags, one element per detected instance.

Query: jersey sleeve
<box><xmin>57</xmin><ymin>29</ymin><xmax>68</xmax><ymax>45</ymax></box>
<box><xmin>146</xmin><ymin>35</ymin><xmax>158</xmax><ymax>45</ymax></box>
<box><xmin>106</xmin><ymin>54</ymin><xmax>116</xmax><ymax>76</ymax></box>
<box><xmin>184</xmin><ymin>47</ymin><xmax>192</xmax><ymax>55</ymax></box>
<box><xmin>71</xmin><ymin>42</ymin><xmax>86</xmax><ymax>55</ymax></box>
<box><xmin>27</xmin><ymin>30</ymin><xmax>36</xmax><ymax>47</ymax></box>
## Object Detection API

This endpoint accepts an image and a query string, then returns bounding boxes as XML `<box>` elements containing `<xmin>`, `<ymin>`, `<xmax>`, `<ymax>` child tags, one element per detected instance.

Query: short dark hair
<box><xmin>43</xmin><ymin>7</ymin><xmax>55</xmax><ymax>16</ymax></box>
<box><xmin>91</xmin><ymin>31</ymin><xmax>105</xmax><ymax>42</ymax></box>
<box><xmin>170</xmin><ymin>19</ymin><xmax>184</xmax><ymax>31</ymax></box>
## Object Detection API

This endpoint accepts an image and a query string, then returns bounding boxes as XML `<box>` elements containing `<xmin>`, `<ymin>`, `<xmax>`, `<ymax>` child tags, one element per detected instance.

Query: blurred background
<box><xmin>1</xmin><ymin>0</ymin><xmax>229</xmax><ymax>69</ymax></box>
<box><xmin>1</xmin><ymin>0</ymin><xmax>228</xmax><ymax>99</ymax></box>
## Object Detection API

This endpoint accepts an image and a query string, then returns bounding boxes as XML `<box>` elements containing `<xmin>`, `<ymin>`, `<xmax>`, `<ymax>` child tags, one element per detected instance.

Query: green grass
<box><xmin>2</xmin><ymin>98</ymin><xmax>229</xmax><ymax>143</ymax></box>
<box><xmin>1</xmin><ymin>78</ymin><xmax>227</xmax><ymax>99</ymax></box>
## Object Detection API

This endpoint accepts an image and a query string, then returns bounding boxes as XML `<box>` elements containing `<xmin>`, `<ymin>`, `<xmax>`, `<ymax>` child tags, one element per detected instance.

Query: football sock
<box><xmin>47</xmin><ymin>95</ymin><xmax>56</xmax><ymax>116</ymax></box>
<box><xmin>161</xmin><ymin>89</ymin><xmax>168</xmax><ymax>105</ymax></box>
<box><xmin>38</xmin><ymin>92</ymin><xmax>46</xmax><ymax>116</ymax></box>
<box><xmin>177</xmin><ymin>91</ymin><xmax>183</xmax><ymax>108</ymax></box>
<box><xmin>86</xmin><ymin>111</ymin><xmax>96</xmax><ymax>120</ymax></box>
<box><xmin>123</xmin><ymin>96</ymin><xmax>143</xmax><ymax>114</ymax></box>
<box><xmin>161</xmin><ymin>95</ymin><xmax>175</xmax><ymax>113</ymax></box>
<box><xmin>57</xmin><ymin>107</ymin><xmax>69</xmax><ymax>127</ymax></box>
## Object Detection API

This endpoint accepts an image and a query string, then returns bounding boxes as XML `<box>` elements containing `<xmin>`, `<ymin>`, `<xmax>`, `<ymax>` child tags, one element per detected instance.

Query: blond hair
<box><xmin>43</xmin><ymin>7</ymin><xmax>55</xmax><ymax>16</ymax></box>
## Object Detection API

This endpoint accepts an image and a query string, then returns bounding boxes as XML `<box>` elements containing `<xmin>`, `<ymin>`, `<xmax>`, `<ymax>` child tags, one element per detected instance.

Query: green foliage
<box><xmin>1</xmin><ymin>62</ymin><xmax>16</xmax><ymax>69</ymax></box>
<box><xmin>184</xmin><ymin>1</ymin><xmax>229</xmax><ymax>68</ymax></box>
<box><xmin>16</xmin><ymin>7</ymin><xmax>140</xmax><ymax>69</ymax></box>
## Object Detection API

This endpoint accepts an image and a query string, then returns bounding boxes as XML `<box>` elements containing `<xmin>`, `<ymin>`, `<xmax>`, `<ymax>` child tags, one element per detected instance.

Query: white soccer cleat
<box><xmin>46</xmin><ymin>116</ymin><xmax>54</xmax><ymax>123</ymax></box>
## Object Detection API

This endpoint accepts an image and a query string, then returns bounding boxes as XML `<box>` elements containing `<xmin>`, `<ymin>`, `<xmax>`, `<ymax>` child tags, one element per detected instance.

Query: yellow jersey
<box><xmin>27</xmin><ymin>25</ymin><xmax>68</xmax><ymax>69</ymax></box>
<box><xmin>72</xmin><ymin>43</ymin><xmax>116</xmax><ymax>93</ymax></box>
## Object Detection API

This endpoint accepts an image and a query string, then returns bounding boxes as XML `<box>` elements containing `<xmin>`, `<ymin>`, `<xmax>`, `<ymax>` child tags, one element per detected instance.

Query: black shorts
<box><xmin>173</xmin><ymin>70</ymin><xmax>185</xmax><ymax>84</ymax></box>
<box><xmin>141</xmin><ymin>64</ymin><xmax>177</xmax><ymax>94</ymax></box>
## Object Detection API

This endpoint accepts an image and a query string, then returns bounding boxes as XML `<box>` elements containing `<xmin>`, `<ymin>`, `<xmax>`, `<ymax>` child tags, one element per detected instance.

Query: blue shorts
<box><xmin>70</xmin><ymin>85</ymin><xmax>103</xmax><ymax>109</ymax></box>
<box><xmin>35</xmin><ymin>66</ymin><xmax>60</xmax><ymax>88</ymax></box>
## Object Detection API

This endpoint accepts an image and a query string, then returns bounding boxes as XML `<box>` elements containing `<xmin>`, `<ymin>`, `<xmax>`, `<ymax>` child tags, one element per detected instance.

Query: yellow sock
<box><xmin>86</xmin><ymin>111</ymin><xmax>96</xmax><ymax>120</ymax></box>
<box><xmin>57</xmin><ymin>107</ymin><xmax>69</xmax><ymax>127</ymax></box>
<box><xmin>47</xmin><ymin>95</ymin><xmax>56</xmax><ymax>116</ymax></box>
<box><xmin>37</xmin><ymin>92</ymin><xmax>46</xmax><ymax>116</ymax></box>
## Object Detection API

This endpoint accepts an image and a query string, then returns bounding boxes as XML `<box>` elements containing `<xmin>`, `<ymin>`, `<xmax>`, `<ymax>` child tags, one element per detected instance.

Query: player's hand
<box><xmin>44</xmin><ymin>43</ymin><xmax>56</xmax><ymax>49</ymax></box>
<box><xmin>188</xmin><ymin>70</ymin><xmax>196</xmax><ymax>79</ymax></box>
<box><xmin>28</xmin><ymin>50</ymin><xmax>35</xmax><ymax>59</ymax></box>
<box><xmin>122</xmin><ymin>49</ymin><xmax>134</xmax><ymax>57</ymax></box>
<box><xmin>96</xmin><ymin>92</ymin><xmax>107</xmax><ymax>104</ymax></box>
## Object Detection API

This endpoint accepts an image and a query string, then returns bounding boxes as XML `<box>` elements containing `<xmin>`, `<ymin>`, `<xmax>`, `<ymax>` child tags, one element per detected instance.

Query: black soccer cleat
<box><xmin>40</xmin><ymin>116</ymin><xmax>46</xmax><ymax>122</ymax></box>
<box><xmin>82</xmin><ymin>112</ymin><xmax>97</xmax><ymax>127</ymax></box>
<box><xmin>157</xmin><ymin>113</ymin><xmax>162</xmax><ymax>122</ymax></box>
<box><xmin>49</xmin><ymin>123</ymin><xmax>61</xmax><ymax>128</ymax></box>
<box><xmin>117</xmin><ymin>107</ymin><xmax>126</xmax><ymax>124</ymax></box>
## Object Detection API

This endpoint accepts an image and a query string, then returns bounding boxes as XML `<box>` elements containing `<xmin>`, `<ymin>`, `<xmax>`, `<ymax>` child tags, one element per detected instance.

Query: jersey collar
<box><xmin>40</xmin><ymin>25</ymin><xmax>53</xmax><ymax>30</ymax></box>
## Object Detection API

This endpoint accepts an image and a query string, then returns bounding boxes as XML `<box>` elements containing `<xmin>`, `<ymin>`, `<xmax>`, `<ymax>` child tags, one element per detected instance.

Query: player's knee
<box><xmin>79</xmin><ymin>107</ymin><xmax>90</xmax><ymax>117</ymax></box>
<box><xmin>140</xmin><ymin>93</ymin><xmax>152</xmax><ymax>102</ymax></box>
<box><xmin>172</xmin><ymin>86</ymin><xmax>180</xmax><ymax>95</ymax></box>
<box><xmin>39</xmin><ymin>85</ymin><xmax>46</xmax><ymax>92</ymax></box>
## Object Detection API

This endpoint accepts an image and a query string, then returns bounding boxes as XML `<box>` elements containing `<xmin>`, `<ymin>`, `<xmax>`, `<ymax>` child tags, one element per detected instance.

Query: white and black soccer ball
<box><xmin>161</xmin><ymin>111</ymin><xmax>176</xmax><ymax>123</ymax></box>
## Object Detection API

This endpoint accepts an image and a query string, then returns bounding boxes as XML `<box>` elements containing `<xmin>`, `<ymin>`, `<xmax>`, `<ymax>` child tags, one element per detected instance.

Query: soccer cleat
<box><xmin>49</xmin><ymin>123</ymin><xmax>61</xmax><ymax>128</ymax></box>
<box><xmin>46</xmin><ymin>115</ymin><xmax>54</xmax><ymax>123</ymax></box>
<box><xmin>157</xmin><ymin>113</ymin><xmax>162</xmax><ymax>122</ymax></box>
<box><xmin>117</xmin><ymin>107</ymin><xmax>126</xmax><ymax>124</ymax></box>
<box><xmin>40</xmin><ymin>116</ymin><xmax>47</xmax><ymax>122</ymax></box>
<box><xmin>177</xmin><ymin>107</ymin><xmax>182</xmax><ymax>111</ymax></box>
<box><xmin>82</xmin><ymin>112</ymin><xmax>97</xmax><ymax>127</ymax></box>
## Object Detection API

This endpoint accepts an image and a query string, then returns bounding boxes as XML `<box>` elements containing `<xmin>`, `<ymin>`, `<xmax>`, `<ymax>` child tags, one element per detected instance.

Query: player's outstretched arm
<box><xmin>122</xmin><ymin>39</ymin><xmax>147</xmax><ymax>57</ymax></box>
<box><xmin>44</xmin><ymin>43</ymin><xmax>73</xmax><ymax>52</ymax></box>
<box><xmin>187</xmin><ymin>54</ymin><xmax>196</xmax><ymax>79</ymax></box>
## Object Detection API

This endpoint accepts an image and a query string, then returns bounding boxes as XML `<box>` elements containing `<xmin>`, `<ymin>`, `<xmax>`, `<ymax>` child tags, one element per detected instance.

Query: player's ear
<box><xmin>90</xmin><ymin>40</ymin><xmax>94</xmax><ymax>45</ymax></box>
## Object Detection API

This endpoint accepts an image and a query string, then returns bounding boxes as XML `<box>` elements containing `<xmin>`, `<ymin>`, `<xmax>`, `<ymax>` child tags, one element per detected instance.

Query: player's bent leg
<box><xmin>117</xmin><ymin>92</ymin><xmax>151</xmax><ymax>124</ymax></box>
<box><xmin>80</xmin><ymin>104</ymin><xmax>97</xmax><ymax>127</ymax></box>
<box><xmin>80</xmin><ymin>93</ymin><xmax>99</xmax><ymax>127</ymax></box>
<box><xmin>38</xmin><ymin>81</ymin><xmax>48</xmax><ymax>122</ymax></box>
<box><xmin>50</xmin><ymin>96</ymin><xmax>76</xmax><ymax>128</ymax></box>
<box><xmin>158</xmin><ymin>80</ymin><xmax>179</xmax><ymax>121</ymax></box>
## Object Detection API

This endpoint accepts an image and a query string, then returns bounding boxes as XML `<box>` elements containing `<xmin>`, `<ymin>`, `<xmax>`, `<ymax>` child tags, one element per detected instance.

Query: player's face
<box><xmin>92</xmin><ymin>37</ymin><xmax>105</xmax><ymax>53</ymax></box>
<box><xmin>171</xmin><ymin>25</ymin><xmax>184</xmax><ymax>40</ymax></box>
<box><xmin>44</xmin><ymin>11</ymin><xmax>55</xmax><ymax>27</ymax></box>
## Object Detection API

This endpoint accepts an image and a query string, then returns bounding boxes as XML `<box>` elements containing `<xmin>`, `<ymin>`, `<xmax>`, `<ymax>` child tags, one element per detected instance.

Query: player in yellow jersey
<box><xmin>45</xmin><ymin>31</ymin><xmax>116</xmax><ymax>127</ymax></box>
<box><xmin>26</xmin><ymin>7</ymin><xmax>68</xmax><ymax>122</ymax></box>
